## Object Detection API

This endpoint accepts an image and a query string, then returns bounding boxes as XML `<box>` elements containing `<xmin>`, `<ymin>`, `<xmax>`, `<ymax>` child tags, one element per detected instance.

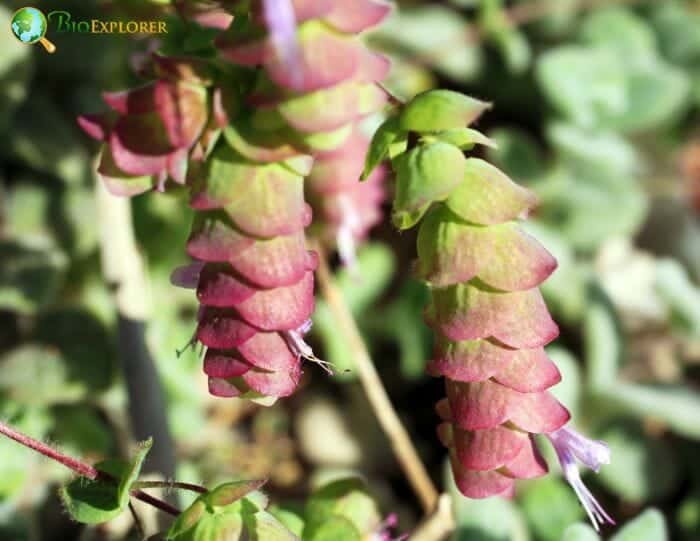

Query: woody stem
<box><xmin>313</xmin><ymin>242</ymin><xmax>440</xmax><ymax>514</ymax></box>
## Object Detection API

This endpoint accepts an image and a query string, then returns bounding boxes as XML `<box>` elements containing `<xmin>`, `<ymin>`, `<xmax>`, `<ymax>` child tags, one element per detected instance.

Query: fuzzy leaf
<box><xmin>584</xmin><ymin>285</ymin><xmax>622</xmax><ymax>392</ymax></box>
<box><xmin>562</xmin><ymin>524</ymin><xmax>600</xmax><ymax>541</ymax></box>
<box><xmin>60</xmin><ymin>439</ymin><xmax>152</xmax><ymax>524</ymax></box>
<box><xmin>447</xmin><ymin>459</ymin><xmax>529</xmax><ymax>541</ymax></box>
<box><xmin>597</xmin><ymin>421</ymin><xmax>680</xmax><ymax>501</ymax></box>
<box><xmin>600</xmin><ymin>383</ymin><xmax>700</xmax><ymax>440</ymax></box>
<box><xmin>610</xmin><ymin>509</ymin><xmax>667</xmax><ymax>541</ymax></box>
<box><xmin>521</xmin><ymin>477</ymin><xmax>584</xmax><ymax>541</ymax></box>
<box><xmin>304</xmin><ymin>516</ymin><xmax>361</xmax><ymax>541</ymax></box>
<box><xmin>167</xmin><ymin>481</ymin><xmax>267</xmax><ymax>540</ymax></box>
<box><xmin>303</xmin><ymin>478</ymin><xmax>381</xmax><ymax>539</ymax></box>
<box><xmin>362</xmin><ymin>116</ymin><xmax>403</xmax><ymax>180</ymax></box>
<box><xmin>372</xmin><ymin>5</ymin><xmax>482</xmax><ymax>82</ymax></box>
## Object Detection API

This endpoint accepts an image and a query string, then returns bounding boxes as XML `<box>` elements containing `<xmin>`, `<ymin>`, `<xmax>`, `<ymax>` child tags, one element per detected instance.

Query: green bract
<box><xmin>399</xmin><ymin>89</ymin><xmax>490</xmax><ymax>132</ymax></box>
<box><xmin>165</xmin><ymin>480</ymin><xmax>298</xmax><ymax>541</ymax></box>
<box><xmin>392</xmin><ymin>142</ymin><xmax>466</xmax><ymax>229</ymax></box>
<box><xmin>302</xmin><ymin>478</ymin><xmax>382</xmax><ymax>541</ymax></box>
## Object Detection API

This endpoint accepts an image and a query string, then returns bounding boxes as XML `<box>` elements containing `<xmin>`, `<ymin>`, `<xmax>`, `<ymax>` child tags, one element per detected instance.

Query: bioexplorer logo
<box><xmin>10</xmin><ymin>7</ymin><xmax>56</xmax><ymax>53</ymax></box>
<box><xmin>10</xmin><ymin>6</ymin><xmax>168</xmax><ymax>54</ymax></box>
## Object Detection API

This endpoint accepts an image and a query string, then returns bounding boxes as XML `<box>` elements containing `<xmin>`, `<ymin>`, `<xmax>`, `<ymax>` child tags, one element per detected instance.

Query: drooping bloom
<box><xmin>362</xmin><ymin>89</ymin><xmax>612</xmax><ymax>526</ymax></box>
<box><xmin>78</xmin><ymin>55</ymin><xmax>215</xmax><ymax>195</ymax></box>
<box><xmin>222</xmin><ymin>0</ymin><xmax>392</xmax><ymax>266</ymax></box>
<box><xmin>306</xmin><ymin>129</ymin><xmax>387</xmax><ymax>268</ymax></box>
<box><xmin>181</xmin><ymin>0</ymin><xmax>391</xmax><ymax>401</ymax></box>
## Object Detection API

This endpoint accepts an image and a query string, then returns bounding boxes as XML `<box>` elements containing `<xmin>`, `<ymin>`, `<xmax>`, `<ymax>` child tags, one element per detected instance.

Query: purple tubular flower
<box><xmin>171</xmin><ymin>261</ymin><xmax>206</xmax><ymax>289</ymax></box>
<box><xmin>546</xmin><ymin>426</ymin><xmax>615</xmax><ymax>531</ymax></box>
<box><xmin>371</xmin><ymin>513</ymin><xmax>406</xmax><ymax>541</ymax></box>
<box><xmin>261</xmin><ymin>0</ymin><xmax>302</xmax><ymax>88</ymax></box>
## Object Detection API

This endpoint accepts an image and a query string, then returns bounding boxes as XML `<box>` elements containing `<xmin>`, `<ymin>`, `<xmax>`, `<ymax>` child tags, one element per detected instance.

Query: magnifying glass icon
<box><xmin>10</xmin><ymin>7</ymin><xmax>56</xmax><ymax>53</ymax></box>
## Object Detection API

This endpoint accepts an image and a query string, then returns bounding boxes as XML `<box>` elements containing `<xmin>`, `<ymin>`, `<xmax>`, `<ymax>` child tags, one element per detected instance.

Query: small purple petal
<box><xmin>546</xmin><ymin>425</ymin><xmax>615</xmax><ymax>531</ymax></box>
<box><xmin>171</xmin><ymin>261</ymin><xmax>206</xmax><ymax>288</ymax></box>
<box><xmin>282</xmin><ymin>319</ymin><xmax>333</xmax><ymax>373</ymax></box>
<box><xmin>548</xmin><ymin>426</ymin><xmax>610</xmax><ymax>473</ymax></box>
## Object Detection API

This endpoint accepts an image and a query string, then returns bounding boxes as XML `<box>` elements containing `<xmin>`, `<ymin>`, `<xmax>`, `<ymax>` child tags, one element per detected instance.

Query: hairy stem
<box><xmin>0</xmin><ymin>419</ymin><xmax>99</xmax><ymax>479</ymax></box>
<box><xmin>131</xmin><ymin>489</ymin><xmax>181</xmax><ymax>517</ymax></box>
<box><xmin>133</xmin><ymin>480</ymin><xmax>208</xmax><ymax>494</ymax></box>
<box><xmin>0</xmin><ymin>419</ymin><xmax>181</xmax><ymax>517</ymax></box>
<box><xmin>313</xmin><ymin>243</ymin><xmax>439</xmax><ymax>513</ymax></box>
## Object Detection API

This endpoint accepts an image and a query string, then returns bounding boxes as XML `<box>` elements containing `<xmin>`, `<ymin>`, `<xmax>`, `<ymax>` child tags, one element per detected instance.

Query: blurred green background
<box><xmin>1</xmin><ymin>0</ymin><xmax>700</xmax><ymax>540</ymax></box>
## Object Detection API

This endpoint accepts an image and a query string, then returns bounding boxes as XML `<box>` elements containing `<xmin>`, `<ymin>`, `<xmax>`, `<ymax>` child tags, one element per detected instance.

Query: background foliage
<box><xmin>1</xmin><ymin>0</ymin><xmax>700</xmax><ymax>539</ymax></box>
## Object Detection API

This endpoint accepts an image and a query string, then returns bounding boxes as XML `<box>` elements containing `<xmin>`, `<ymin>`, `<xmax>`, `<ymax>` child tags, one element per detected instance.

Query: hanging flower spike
<box><xmin>306</xmin><ymin>129</ymin><xmax>387</xmax><ymax>269</ymax></box>
<box><xmin>362</xmin><ymin>89</ymin><xmax>612</xmax><ymax>528</ymax></box>
<box><xmin>547</xmin><ymin>426</ymin><xmax>615</xmax><ymax>531</ymax></box>
<box><xmin>167</xmin><ymin>0</ymin><xmax>391</xmax><ymax>403</ymax></box>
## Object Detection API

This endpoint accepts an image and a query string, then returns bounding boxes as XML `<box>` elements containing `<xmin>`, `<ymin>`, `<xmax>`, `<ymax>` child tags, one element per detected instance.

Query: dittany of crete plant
<box><xmin>0</xmin><ymin>0</ymin><xmax>615</xmax><ymax>537</ymax></box>
<box><xmin>80</xmin><ymin>0</ymin><xmax>392</xmax><ymax>405</ymax></box>
<box><xmin>362</xmin><ymin>89</ymin><xmax>615</xmax><ymax>531</ymax></box>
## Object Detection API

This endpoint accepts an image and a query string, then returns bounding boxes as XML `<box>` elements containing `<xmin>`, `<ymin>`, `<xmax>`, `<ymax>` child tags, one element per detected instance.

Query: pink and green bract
<box><xmin>193</xmin><ymin>0</ymin><xmax>391</xmax><ymax>401</ymax></box>
<box><xmin>217</xmin><ymin>0</ymin><xmax>392</xmax><ymax>267</ymax></box>
<box><xmin>81</xmin><ymin>0</ymin><xmax>391</xmax><ymax>404</ymax></box>
<box><xmin>78</xmin><ymin>55</ymin><xmax>215</xmax><ymax>195</ymax></box>
<box><xmin>363</xmin><ymin>89</ymin><xmax>613</xmax><ymax>528</ymax></box>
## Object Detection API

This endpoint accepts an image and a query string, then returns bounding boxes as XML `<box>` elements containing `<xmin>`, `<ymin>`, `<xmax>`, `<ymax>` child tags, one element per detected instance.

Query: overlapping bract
<box><xmin>80</xmin><ymin>0</ymin><xmax>391</xmax><ymax>403</ymax></box>
<box><xmin>306</xmin><ymin>129</ymin><xmax>387</xmax><ymax>267</ymax></box>
<box><xmin>200</xmin><ymin>0</ymin><xmax>390</xmax><ymax>400</ymax></box>
<box><xmin>79</xmin><ymin>55</ymin><xmax>217</xmax><ymax>195</ymax></box>
<box><xmin>217</xmin><ymin>0</ymin><xmax>391</xmax><ymax>266</ymax></box>
<box><xmin>364</xmin><ymin>90</ymin><xmax>570</xmax><ymax>498</ymax></box>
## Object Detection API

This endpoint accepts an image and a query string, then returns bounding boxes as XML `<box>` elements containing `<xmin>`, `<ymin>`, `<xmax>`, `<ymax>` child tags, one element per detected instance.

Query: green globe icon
<box><xmin>10</xmin><ymin>7</ymin><xmax>56</xmax><ymax>53</ymax></box>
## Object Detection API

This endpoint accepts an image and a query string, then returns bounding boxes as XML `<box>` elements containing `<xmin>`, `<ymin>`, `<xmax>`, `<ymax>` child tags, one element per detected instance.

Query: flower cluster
<box><xmin>363</xmin><ymin>90</ymin><xmax>612</xmax><ymax>528</ymax></box>
<box><xmin>82</xmin><ymin>0</ymin><xmax>391</xmax><ymax>404</ymax></box>
<box><xmin>78</xmin><ymin>55</ymin><xmax>217</xmax><ymax>195</ymax></box>
<box><xmin>217</xmin><ymin>0</ymin><xmax>392</xmax><ymax>267</ymax></box>
<box><xmin>187</xmin><ymin>0</ymin><xmax>391</xmax><ymax>401</ymax></box>
<box><xmin>306</xmin><ymin>130</ymin><xmax>387</xmax><ymax>268</ymax></box>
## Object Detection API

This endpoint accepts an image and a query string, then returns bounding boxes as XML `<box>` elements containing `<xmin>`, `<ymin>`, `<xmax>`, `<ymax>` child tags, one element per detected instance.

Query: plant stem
<box><xmin>95</xmin><ymin>179</ymin><xmax>177</xmax><ymax>481</ymax></box>
<box><xmin>133</xmin><ymin>480</ymin><xmax>208</xmax><ymax>494</ymax></box>
<box><xmin>128</xmin><ymin>501</ymin><xmax>145</xmax><ymax>538</ymax></box>
<box><xmin>131</xmin><ymin>489</ymin><xmax>181</xmax><ymax>517</ymax></box>
<box><xmin>313</xmin><ymin>243</ymin><xmax>439</xmax><ymax>514</ymax></box>
<box><xmin>0</xmin><ymin>419</ymin><xmax>98</xmax><ymax>479</ymax></box>
<box><xmin>410</xmin><ymin>493</ymin><xmax>455</xmax><ymax>541</ymax></box>
<box><xmin>0</xmin><ymin>419</ymin><xmax>181</xmax><ymax>517</ymax></box>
